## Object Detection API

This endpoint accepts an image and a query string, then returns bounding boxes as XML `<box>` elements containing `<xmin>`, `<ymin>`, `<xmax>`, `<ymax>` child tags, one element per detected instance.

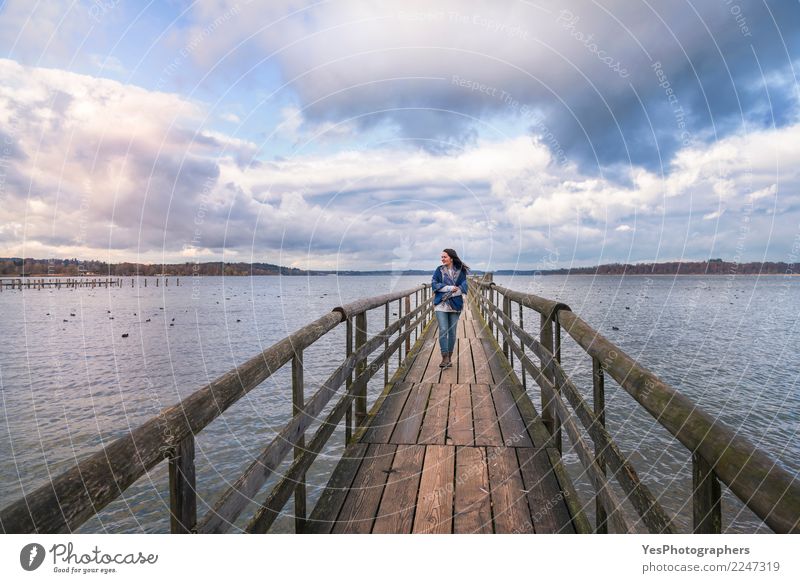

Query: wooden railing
<box><xmin>0</xmin><ymin>284</ymin><xmax>434</xmax><ymax>534</ymax></box>
<box><xmin>469</xmin><ymin>274</ymin><xmax>800</xmax><ymax>533</ymax></box>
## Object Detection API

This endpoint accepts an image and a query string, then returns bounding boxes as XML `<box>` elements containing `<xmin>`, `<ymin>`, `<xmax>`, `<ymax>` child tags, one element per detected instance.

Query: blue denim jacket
<box><xmin>431</xmin><ymin>265</ymin><xmax>468</xmax><ymax>311</ymax></box>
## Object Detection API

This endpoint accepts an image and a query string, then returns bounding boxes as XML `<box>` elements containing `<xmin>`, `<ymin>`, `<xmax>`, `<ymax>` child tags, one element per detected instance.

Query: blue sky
<box><xmin>0</xmin><ymin>0</ymin><xmax>798</xmax><ymax>270</ymax></box>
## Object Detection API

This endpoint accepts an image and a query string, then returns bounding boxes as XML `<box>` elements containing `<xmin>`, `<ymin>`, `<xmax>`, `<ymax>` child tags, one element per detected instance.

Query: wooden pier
<box><xmin>306</xmin><ymin>303</ymin><xmax>579</xmax><ymax>533</ymax></box>
<box><xmin>0</xmin><ymin>277</ymin><xmax>179</xmax><ymax>289</ymax></box>
<box><xmin>1</xmin><ymin>274</ymin><xmax>798</xmax><ymax>534</ymax></box>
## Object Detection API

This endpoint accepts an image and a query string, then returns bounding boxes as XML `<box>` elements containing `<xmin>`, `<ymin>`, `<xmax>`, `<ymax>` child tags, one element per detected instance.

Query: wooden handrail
<box><xmin>469</xmin><ymin>276</ymin><xmax>800</xmax><ymax>533</ymax></box>
<box><xmin>0</xmin><ymin>284</ymin><xmax>430</xmax><ymax>534</ymax></box>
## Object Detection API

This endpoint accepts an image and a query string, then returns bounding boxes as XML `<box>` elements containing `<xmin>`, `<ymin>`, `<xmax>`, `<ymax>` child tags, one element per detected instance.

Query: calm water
<box><xmin>0</xmin><ymin>274</ymin><xmax>798</xmax><ymax>533</ymax></box>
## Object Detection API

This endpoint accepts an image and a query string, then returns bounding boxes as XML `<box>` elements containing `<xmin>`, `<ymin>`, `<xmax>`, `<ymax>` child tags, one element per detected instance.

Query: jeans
<box><xmin>435</xmin><ymin>310</ymin><xmax>460</xmax><ymax>353</ymax></box>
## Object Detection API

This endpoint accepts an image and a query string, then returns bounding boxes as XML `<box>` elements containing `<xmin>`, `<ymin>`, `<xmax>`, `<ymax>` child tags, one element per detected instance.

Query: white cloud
<box><xmin>2</xmin><ymin>57</ymin><xmax>800</xmax><ymax>269</ymax></box>
<box><xmin>89</xmin><ymin>54</ymin><xmax>126</xmax><ymax>75</ymax></box>
<box><xmin>219</xmin><ymin>112</ymin><xmax>241</xmax><ymax>123</ymax></box>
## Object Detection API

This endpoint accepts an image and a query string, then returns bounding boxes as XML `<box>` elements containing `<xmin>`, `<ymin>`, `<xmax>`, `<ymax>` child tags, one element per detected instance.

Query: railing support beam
<box><xmin>692</xmin><ymin>453</ymin><xmax>722</xmax><ymax>534</ymax></box>
<box><xmin>168</xmin><ymin>434</ymin><xmax>197</xmax><ymax>534</ymax></box>
<box><xmin>592</xmin><ymin>356</ymin><xmax>608</xmax><ymax>534</ymax></box>
<box><xmin>292</xmin><ymin>350</ymin><xmax>306</xmax><ymax>532</ymax></box>
<box><xmin>540</xmin><ymin>312</ymin><xmax>561</xmax><ymax>456</ymax></box>
<box><xmin>354</xmin><ymin>311</ymin><xmax>368</xmax><ymax>426</ymax></box>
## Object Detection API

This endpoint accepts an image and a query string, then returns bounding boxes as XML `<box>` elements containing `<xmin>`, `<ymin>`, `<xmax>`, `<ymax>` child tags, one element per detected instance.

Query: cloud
<box><xmin>0</xmin><ymin>59</ymin><xmax>239</xmax><ymax>257</ymax></box>
<box><xmin>2</xmin><ymin>57</ymin><xmax>800</xmax><ymax>270</ymax></box>
<box><xmin>179</xmin><ymin>0</ymin><xmax>800</xmax><ymax>171</ymax></box>
<box><xmin>0</xmin><ymin>1</ymin><xmax>95</xmax><ymax>65</ymax></box>
<box><xmin>89</xmin><ymin>54</ymin><xmax>126</xmax><ymax>75</ymax></box>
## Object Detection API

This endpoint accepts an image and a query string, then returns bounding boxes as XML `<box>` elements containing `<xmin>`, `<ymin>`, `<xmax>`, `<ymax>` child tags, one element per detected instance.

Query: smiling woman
<box><xmin>431</xmin><ymin>248</ymin><xmax>470</xmax><ymax>368</ymax></box>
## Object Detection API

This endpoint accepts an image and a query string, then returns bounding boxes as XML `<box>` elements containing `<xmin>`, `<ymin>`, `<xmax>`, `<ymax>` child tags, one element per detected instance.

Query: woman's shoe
<box><xmin>439</xmin><ymin>352</ymin><xmax>449</xmax><ymax>367</ymax></box>
<box><xmin>443</xmin><ymin>352</ymin><xmax>452</xmax><ymax>368</ymax></box>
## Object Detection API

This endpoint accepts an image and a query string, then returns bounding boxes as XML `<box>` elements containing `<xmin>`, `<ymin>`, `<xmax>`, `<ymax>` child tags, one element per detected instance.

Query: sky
<box><xmin>0</xmin><ymin>0</ymin><xmax>798</xmax><ymax>271</ymax></box>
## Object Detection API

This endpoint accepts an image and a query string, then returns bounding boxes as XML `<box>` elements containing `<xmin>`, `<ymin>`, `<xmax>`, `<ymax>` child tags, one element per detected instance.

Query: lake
<box><xmin>0</xmin><ymin>273</ymin><xmax>797</xmax><ymax>533</ymax></box>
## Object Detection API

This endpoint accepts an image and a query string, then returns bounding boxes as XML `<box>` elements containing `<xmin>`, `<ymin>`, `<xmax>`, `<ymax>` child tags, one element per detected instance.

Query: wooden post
<box><xmin>488</xmin><ymin>287</ymin><xmax>494</xmax><ymax>335</ymax></box>
<box><xmin>692</xmin><ymin>453</ymin><xmax>722</xmax><ymax>533</ymax></box>
<box><xmin>398</xmin><ymin>298</ymin><xmax>403</xmax><ymax>366</ymax></box>
<box><xmin>502</xmin><ymin>295</ymin><xmax>511</xmax><ymax>362</ymax></box>
<box><xmin>414</xmin><ymin>290</ymin><xmax>419</xmax><ymax>342</ymax></box>
<box><xmin>405</xmin><ymin>295</ymin><xmax>411</xmax><ymax>356</ymax></box>
<box><xmin>345</xmin><ymin>317</ymin><xmax>353</xmax><ymax>443</ymax></box>
<box><xmin>592</xmin><ymin>356</ymin><xmax>608</xmax><ymax>533</ymax></box>
<box><xmin>168</xmin><ymin>434</ymin><xmax>197</xmax><ymax>533</ymax></box>
<box><xmin>384</xmin><ymin>302</ymin><xmax>390</xmax><ymax>386</ymax></box>
<box><xmin>354</xmin><ymin>311</ymin><xmax>368</xmax><ymax>426</ymax></box>
<box><xmin>540</xmin><ymin>312</ymin><xmax>561</xmax><ymax>455</ymax></box>
<box><xmin>519</xmin><ymin>303</ymin><xmax>526</xmax><ymax>391</ymax></box>
<box><xmin>292</xmin><ymin>350</ymin><xmax>306</xmax><ymax>532</ymax></box>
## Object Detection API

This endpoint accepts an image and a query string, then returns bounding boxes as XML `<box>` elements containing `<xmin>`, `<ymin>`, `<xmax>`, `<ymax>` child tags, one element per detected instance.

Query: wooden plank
<box><xmin>490</xmin><ymin>383</ymin><xmax>534</xmax><ymax>448</ymax></box>
<box><xmin>517</xmin><ymin>447</ymin><xmax>574</xmax><ymax>533</ymax></box>
<box><xmin>305</xmin><ymin>443</ymin><xmax>368</xmax><ymax>533</ymax></box>
<box><xmin>480</xmin><ymin>338</ymin><xmax>533</xmax><ymax>447</ymax></box>
<box><xmin>463</xmin><ymin>315</ymin><xmax>477</xmax><ymax>338</ymax></box>
<box><xmin>457</xmin><ymin>337</ymin><xmax>476</xmax><ymax>384</ymax></box>
<box><xmin>471</xmin><ymin>383</ymin><xmax>504</xmax><ymax>446</ymax></box>
<box><xmin>361</xmin><ymin>381</ymin><xmax>413</xmax><ymax>443</ymax></box>
<box><xmin>440</xmin><ymin>336</ymin><xmax>459</xmax><ymax>384</ymax></box>
<box><xmin>417</xmin><ymin>383</ymin><xmax>450</xmax><ymax>445</ymax></box>
<box><xmin>487</xmin><ymin>447</ymin><xmax>533</xmax><ymax>534</ymax></box>
<box><xmin>454</xmin><ymin>446</ymin><xmax>492</xmax><ymax>534</ymax></box>
<box><xmin>412</xmin><ymin>445</ymin><xmax>455</xmax><ymax>534</ymax></box>
<box><xmin>471</xmin><ymin>338</ymin><xmax>493</xmax><ymax>384</ymax></box>
<box><xmin>400</xmin><ymin>327</ymin><xmax>436</xmax><ymax>383</ymax></box>
<box><xmin>420</xmin><ymin>332</ymin><xmax>444</xmax><ymax>384</ymax></box>
<box><xmin>332</xmin><ymin>443</ymin><xmax>396</xmax><ymax>533</ymax></box>
<box><xmin>372</xmin><ymin>444</ymin><xmax>426</xmax><ymax>533</ymax></box>
<box><xmin>390</xmin><ymin>383</ymin><xmax>432</xmax><ymax>444</ymax></box>
<box><xmin>446</xmin><ymin>383</ymin><xmax>474</xmax><ymax>446</ymax></box>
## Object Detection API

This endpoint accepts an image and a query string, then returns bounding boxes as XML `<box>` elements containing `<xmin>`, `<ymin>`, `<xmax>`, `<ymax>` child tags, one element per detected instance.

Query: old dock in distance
<box><xmin>1</xmin><ymin>273</ymin><xmax>798</xmax><ymax>534</ymax></box>
<box><xmin>0</xmin><ymin>277</ymin><xmax>180</xmax><ymax>290</ymax></box>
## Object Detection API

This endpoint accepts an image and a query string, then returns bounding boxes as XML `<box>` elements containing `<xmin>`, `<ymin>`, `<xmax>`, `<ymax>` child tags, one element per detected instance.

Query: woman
<box><xmin>431</xmin><ymin>248</ymin><xmax>470</xmax><ymax>368</ymax></box>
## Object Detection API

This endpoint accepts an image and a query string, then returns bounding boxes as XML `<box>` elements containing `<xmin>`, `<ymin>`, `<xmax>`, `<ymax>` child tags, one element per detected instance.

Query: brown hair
<box><xmin>443</xmin><ymin>248</ymin><xmax>470</xmax><ymax>273</ymax></box>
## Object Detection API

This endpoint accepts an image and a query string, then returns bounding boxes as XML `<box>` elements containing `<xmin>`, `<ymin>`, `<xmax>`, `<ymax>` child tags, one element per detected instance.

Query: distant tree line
<box><xmin>538</xmin><ymin>259</ymin><xmax>797</xmax><ymax>275</ymax></box>
<box><xmin>0</xmin><ymin>258</ymin><xmax>315</xmax><ymax>276</ymax></box>
<box><xmin>1</xmin><ymin>257</ymin><xmax>796</xmax><ymax>277</ymax></box>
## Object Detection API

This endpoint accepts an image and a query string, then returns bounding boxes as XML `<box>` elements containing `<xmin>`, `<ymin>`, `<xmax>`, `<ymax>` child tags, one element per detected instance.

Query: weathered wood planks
<box><xmin>310</xmin><ymin>298</ymin><xmax>578</xmax><ymax>534</ymax></box>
